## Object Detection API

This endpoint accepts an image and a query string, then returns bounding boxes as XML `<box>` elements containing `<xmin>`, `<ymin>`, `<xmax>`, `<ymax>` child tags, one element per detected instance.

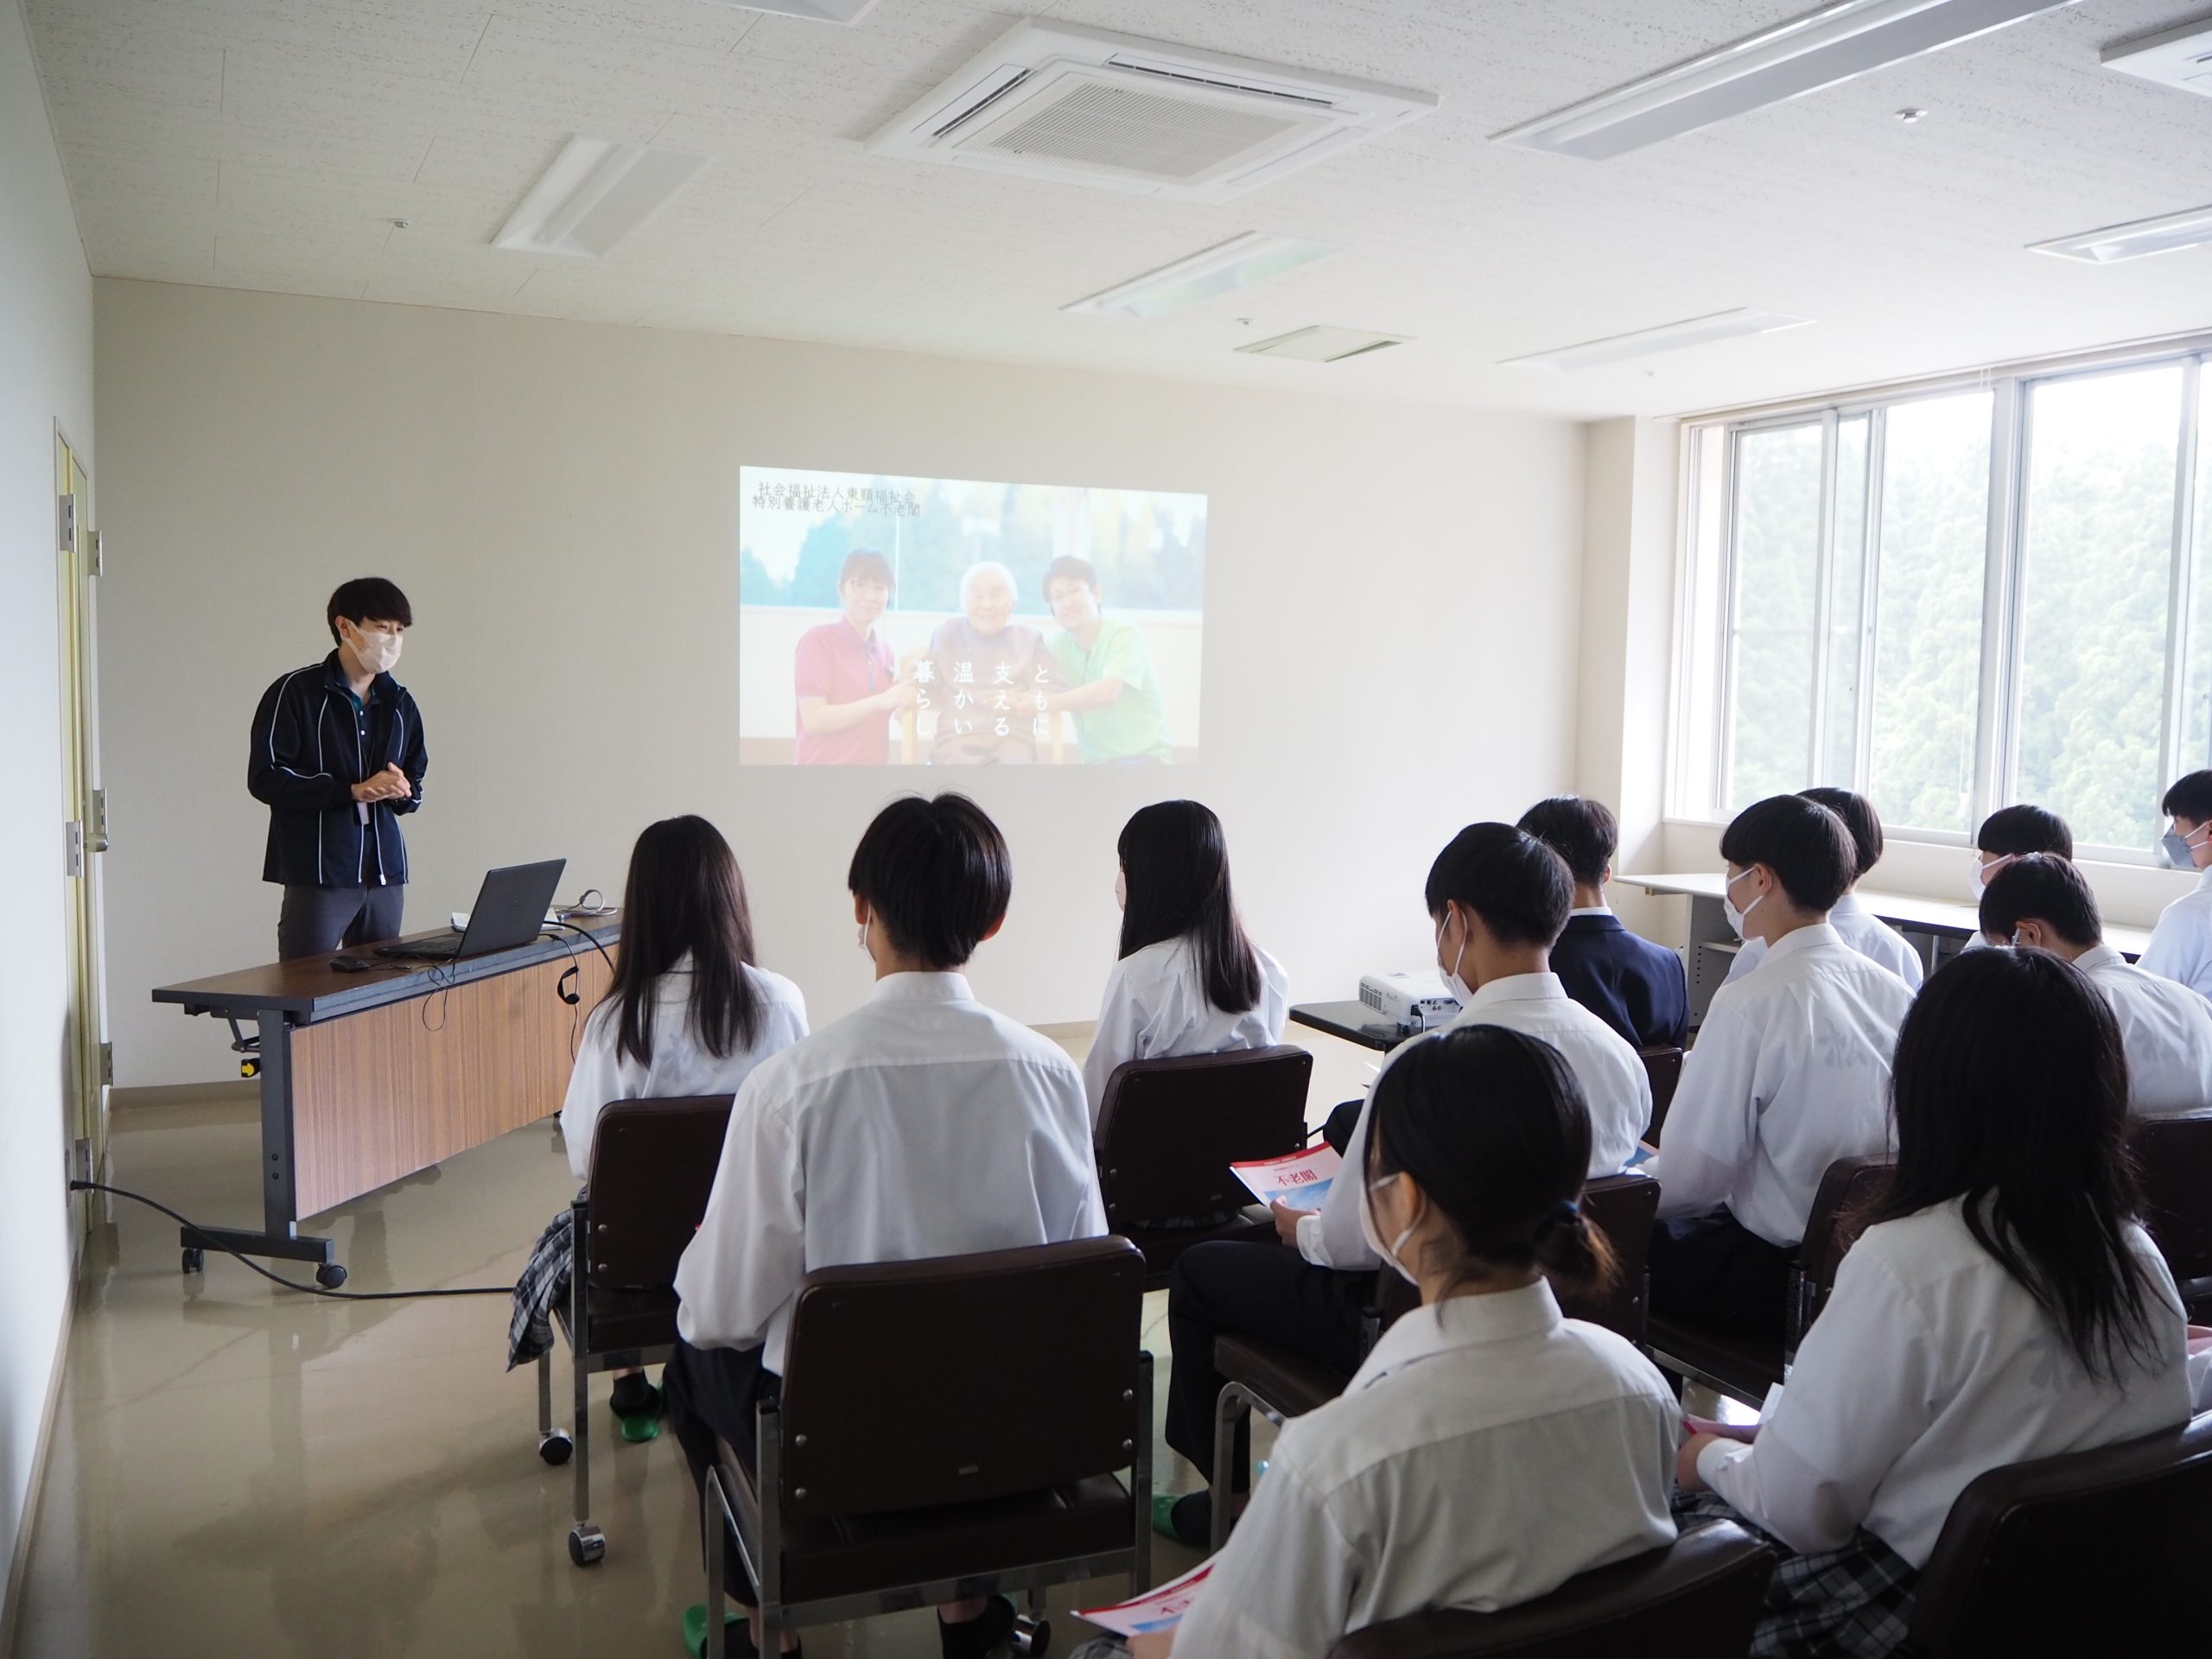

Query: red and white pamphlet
<box><xmin>1077</xmin><ymin>1560</ymin><xmax>1215</xmax><ymax>1637</ymax></box>
<box><xmin>1229</xmin><ymin>1144</ymin><xmax>1341</xmax><ymax>1209</ymax></box>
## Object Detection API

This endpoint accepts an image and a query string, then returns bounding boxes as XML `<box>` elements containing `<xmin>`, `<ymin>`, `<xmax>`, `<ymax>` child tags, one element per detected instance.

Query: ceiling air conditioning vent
<box><xmin>868</xmin><ymin>22</ymin><xmax>1439</xmax><ymax>201</ymax></box>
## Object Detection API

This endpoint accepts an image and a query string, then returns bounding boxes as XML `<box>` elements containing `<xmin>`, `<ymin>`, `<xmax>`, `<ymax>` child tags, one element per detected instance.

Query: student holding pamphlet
<box><xmin>1676</xmin><ymin>950</ymin><xmax>2191</xmax><ymax>1654</ymax></box>
<box><xmin>1071</xmin><ymin>1027</ymin><xmax>1679</xmax><ymax>1659</ymax></box>
<box><xmin>664</xmin><ymin>794</ymin><xmax>1104</xmax><ymax>1659</ymax></box>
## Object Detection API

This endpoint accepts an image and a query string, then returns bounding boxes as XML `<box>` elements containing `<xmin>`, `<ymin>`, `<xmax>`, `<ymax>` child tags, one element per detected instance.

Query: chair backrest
<box><xmin>1326</xmin><ymin>1520</ymin><xmax>1775</xmax><ymax>1659</ymax></box>
<box><xmin>1636</xmin><ymin>1046</ymin><xmax>1684</xmax><ymax>1141</ymax></box>
<box><xmin>776</xmin><ymin>1236</ymin><xmax>1146</xmax><ymax>1519</ymax></box>
<box><xmin>1558</xmin><ymin>1173</ymin><xmax>1660</xmax><ymax>1345</ymax></box>
<box><xmin>1094</xmin><ymin>1046</ymin><xmax>1313</xmax><ymax>1226</ymax></box>
<box><xmin>1904</xmin><ymin>1412</ymin><xmax>2212</xmax><ymax>1656</ymax></box>
<box><xmin>2127</xmin><ymin>1112</ymin><xmax>2212</xmax><ymax>1296</ymax></box>
<box><xmin>582</xmin><ymin>1095</ymin><xmax>735</xmax><ymax>1290</ymax></box>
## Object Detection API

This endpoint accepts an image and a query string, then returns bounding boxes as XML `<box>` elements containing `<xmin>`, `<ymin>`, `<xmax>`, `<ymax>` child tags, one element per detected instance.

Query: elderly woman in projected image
<box><xmin>925</xmin><ymin>561</ymin><xmax>1064</xmax><ymax>766</ymax></box>
<box><xmin>1039</xmin><ymin>555</ymin><xmax>1172</xmax><ymax>765</ymax></box>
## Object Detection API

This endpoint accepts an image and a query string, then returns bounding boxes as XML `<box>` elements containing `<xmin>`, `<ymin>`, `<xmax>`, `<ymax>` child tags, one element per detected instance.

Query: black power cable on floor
<box><xmin>70</xmin><ymin>1180</ymin><xmax>517</xmax><ymax>1301</ymax></box>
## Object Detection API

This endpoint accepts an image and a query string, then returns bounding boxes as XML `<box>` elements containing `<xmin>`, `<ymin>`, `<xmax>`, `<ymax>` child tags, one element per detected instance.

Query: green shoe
<box><xmin>680</xmin><ymin>1604</ymin><xmax>746</xmax><ymax>1659</ymax></box>
<box><xmin>1150</xmin><ymin>1489</ymin><xmax>1211</xmax><ymax>1546</ymax></box>
<box><xmin>619</xmin><ymin>1408</ymin><xmax>661</xmax><ymax>1444</ymax></box>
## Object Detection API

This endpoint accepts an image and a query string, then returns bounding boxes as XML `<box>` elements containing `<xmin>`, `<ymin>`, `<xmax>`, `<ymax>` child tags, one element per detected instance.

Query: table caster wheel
<box><xmin>568</xmin><ymin>1524</ymin><xmax>606</xmax><ymax>1567</ymax></box>
<box><xmin>315</xmin><ymin>1262</ymin><xmax>347</xmax><ymax>1289</ymax></box>
<box><xmin>538</xmin><ymin>1430</ymin><xmax>573</xmax><ymax>1466</ymax></box>
<box><xmin>1012</xmin><ymin>1614</ymin><xmax>1050</xmax><ymax>1657</ymax></box>
<box><xmin>181</xmin><ymin>1248</ymin><xmax>205</xmax><ymax>1274</ymax></box>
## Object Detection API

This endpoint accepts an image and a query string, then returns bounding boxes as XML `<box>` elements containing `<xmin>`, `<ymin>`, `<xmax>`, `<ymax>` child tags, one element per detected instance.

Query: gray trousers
<box><xmin>277</xmin><ymin>883</ymin><xmax>405</xmax><ymax>960</ymax></box>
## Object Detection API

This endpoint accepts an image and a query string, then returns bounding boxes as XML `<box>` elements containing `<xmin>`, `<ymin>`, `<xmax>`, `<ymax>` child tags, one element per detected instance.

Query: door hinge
<box><xmin>88</xmin><ymin>528</ymin><xmax>103</xmax><ymax>576</ymax></box>
<box><xmin>57</xmin><ymin>492</ymin><xmax>75</xmax><ymax>555</ymax></box>
<box><xmin>99</xmin><ymin>1042</ymin><xmax>114</xmax><ymax>1087</ymax></box>
<box><xmin>63</xmin><ymin>819</ymin><xmax>85</xmax><ymax>878</ymax></box>
<box><xmin>90</xmin><ymin>788</ymin><xmax>110</xmax><ymax>853</ymax></box>
<box><xmin>69</xmin><ymin>1138</ymin><xmax>92</xmax><ymax>1186</ymax></box>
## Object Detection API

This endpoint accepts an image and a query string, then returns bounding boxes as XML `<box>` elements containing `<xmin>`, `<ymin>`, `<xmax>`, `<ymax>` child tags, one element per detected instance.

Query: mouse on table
<box><xmin>329</xmin><ymin>954</ymin><xmax>376</xmax><ymax>972</ymax></box>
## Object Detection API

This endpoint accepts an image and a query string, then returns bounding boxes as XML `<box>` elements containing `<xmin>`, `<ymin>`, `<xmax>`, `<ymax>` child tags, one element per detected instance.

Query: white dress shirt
<box><xmin>1724</xmin><ymin>893</ymin><xmax>1923</xmax><ymax>991</ymax></box>
<box><xmin>1173</xmin><ymin>1282</ymin><xmax>1679</xmax><ymax>1659</ymax></box>
<box><xmin>1646</xmin><ymin>924</ymin><xmax>1912</xmax><ymax>1246</ymax></box>
<box><xmin>1082</xmin><ymin>937</ymin><xmax>1292</xmax><ymax>1128</ymax></box>
<box><xmin>558</xmin><ymin>962</ymin><xmax>809</xmax><ymax>1179</ymax></box>
<box><xmin>2140</xmin><ymin>866</ymin><xmax>2212</xmax><ymax>1001</ymax></box>
<box><xmin>1298</xmin><ymin>974</ymin><xmax>1651</xmax><ymax>1270</ymax></box>
<box><xmin>2071</xmin><ymin>942</ymin><xmax>2212</xmax><ymax>1119</ymax></box>
<box><xmin>1698</xmin><ymin>1199</ymin><xmax>2190</xmax><ymax>1567</ymax></box>
<box><xmin>673</xmin><ymin>972</ymin><xmax>1106</xmax><ymax>1373</ymax></box>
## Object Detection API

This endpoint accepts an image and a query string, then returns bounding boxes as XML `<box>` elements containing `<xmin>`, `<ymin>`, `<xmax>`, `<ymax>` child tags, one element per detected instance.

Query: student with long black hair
<box><xmin>505</xmin><ymin>816</ymin><xmax>808</xmax><ymax>1426</ymax></box>
<box><xmin>1074</xmin><ymin>1027</ymin><xmax>1678</xmax><ymax>1659</ymax></box>
<box><xmin>1677</xmin><ymin>949</ymin><xmax>2191</xmax><ymax>1655</ymax></box>
<box><xmin>1082</xmin><ymin>800</ymin><xmax>1288</xmax><ymax>1126</ymax></box>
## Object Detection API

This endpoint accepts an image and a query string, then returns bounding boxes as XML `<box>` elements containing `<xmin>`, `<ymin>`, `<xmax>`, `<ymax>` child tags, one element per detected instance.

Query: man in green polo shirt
<box><xmin>1040</xmin><ymin>555</ymin><xmax>1172</xmax><ymax>765</ymax></box>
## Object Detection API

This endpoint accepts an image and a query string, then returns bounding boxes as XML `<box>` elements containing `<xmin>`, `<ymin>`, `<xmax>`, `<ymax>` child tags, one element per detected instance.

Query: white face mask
<box><xmin>2158</xmin><ymin>825</ymin><xmax>2210</xmax><ymax>871</ymax></box>
<box><xmin>1359</xmin><ymin>1172</ymin><xmax>1421</xmax><ymax>1285</ymax></box>
<box><xmin>1970</xmin><ymin>853</ymin><xmax>2016</xmax><ymax>902</ymax></box>
<box><xmin>1721</xmin><ymin>866</ymin><xmax>1764</xmax><ymax>941</ymax></box>
<box><xmin>1433</xmin><ymin>909</ymin><xmax>1475</xmax><ymax>1007</ymax></box>
<box><xmin>346</xmin><ymin>622</ymin><xmax>402</xmax><ymax>675</ymax></box>
<box><xmin>1114</xmin><ymin>868</ymin><xmax>1127</xmax><ymax>912</ymax></box>
<box><xmin>856</xmin><ymin>909</ymin><xmax>872</xmax><ymax>957</ymax></box>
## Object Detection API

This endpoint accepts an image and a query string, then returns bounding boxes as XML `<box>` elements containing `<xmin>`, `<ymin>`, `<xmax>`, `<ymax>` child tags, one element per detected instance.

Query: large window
<box><xmin>1682</xmin><ymin>347</ymin><xmax>2212</xmax><ymax>858</ymax></box>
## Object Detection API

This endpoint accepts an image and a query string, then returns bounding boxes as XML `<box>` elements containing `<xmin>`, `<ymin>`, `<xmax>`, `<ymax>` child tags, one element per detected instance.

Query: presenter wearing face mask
<box><xmin>248</xmin><ymin>577</ymin><xmax>428</xmax><ymax>959</ymax></box>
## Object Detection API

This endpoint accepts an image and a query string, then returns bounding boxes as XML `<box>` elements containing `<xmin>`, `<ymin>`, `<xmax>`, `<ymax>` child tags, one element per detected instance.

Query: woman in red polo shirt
<box><xmin>792</xmin><ymin>549</ymin><xmax>915</xmax><ymax>766</ymax></box>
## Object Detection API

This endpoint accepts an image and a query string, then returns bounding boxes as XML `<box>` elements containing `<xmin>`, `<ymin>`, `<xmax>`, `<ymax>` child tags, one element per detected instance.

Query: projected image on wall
<box><xmin>738</xmin><ymin>467</ymin><xmax>1205</xmax><ymax>766</ymax></box>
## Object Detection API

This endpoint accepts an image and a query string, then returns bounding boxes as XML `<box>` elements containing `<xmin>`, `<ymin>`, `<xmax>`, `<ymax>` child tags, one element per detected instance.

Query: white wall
<box><xmin>0</xmin><ymin>0</ymin><xmax>92</xmax><ymax>1632</ymax></box>
<box><xmin>94</xmin><ymin>279</ymin><xmax>1587</xmax><ymax>1086</ymax></box>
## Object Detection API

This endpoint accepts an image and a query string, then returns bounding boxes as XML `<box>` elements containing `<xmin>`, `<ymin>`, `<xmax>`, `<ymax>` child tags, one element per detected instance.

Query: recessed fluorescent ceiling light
<box><xmin>2031</xmin><ymin>204</ymin><xmax>2212</xmax><ymax>264</ymax></box>
<box><xmin>1502</xmin><ymin>308</ymin><xmax>1813</xmax><ymax>371</ymax></box>
<box><xmin>1236</xmin><ymin>326</ymin><xmax>1406</xmax><ymax>363</ymax></box>
<box><xmin>1492</xmin><ymin>0</ymin><xmax>2080</xmax><ymax>160</ymax></box>
<box><xmin>1064</xmin><ymin>234</ymin><xmax>1339</xmax><ymax>321</ymax></box>
<box><xmin>701</xmin><ymin>0</ymin><xmax>879</xmax><ymax>20</ymax></box>
<box><xmin>493</xmin><ymin>137</ymin><xmax>707</xmax><ymax>257</ymax></box>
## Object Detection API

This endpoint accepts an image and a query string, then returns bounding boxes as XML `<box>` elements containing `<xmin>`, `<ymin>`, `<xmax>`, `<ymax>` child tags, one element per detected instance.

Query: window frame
<box><xmin>1676</xmin><ymin>340</ymin><xmax>2212</xmax><ymax>864</ymax></box>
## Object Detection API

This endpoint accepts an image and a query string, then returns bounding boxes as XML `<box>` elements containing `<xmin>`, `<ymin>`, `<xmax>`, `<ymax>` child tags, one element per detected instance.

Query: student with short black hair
<box><xmin>1985</xmin><ymin>855</ymin><xmax>2212</xmax><ymax>1117</ymax></box>
<box><xmin>1154</xmin><ymin>823</ymin><xmax>1651</xmax><ymax>1547</ymax></box>
<box><xmin>666</xmin><ymin>794</ymin><xmax>1104</xmax><ymax>1658</ymax></box>
<box><xmin>1971</xmin><ymin>802</ymin><xmax>2074</xmax><ymax>897</ymax></box>
<box><xmin>1726</xmin><ymin>787</ymin><xmax>1922</xmax><ymax>989</ymax></box>
<box><xmin>1643</xmin><ymin>796</ymin><xmax>1913</xmax><ymax>1339</ymax></box>
<box><xmin>1516</xmin><ymin>795</ymin><xmax>1689</xmax><ymax>1049</ymax></box>
<box><xmin>791</xmin><ymin>548</ymin><xmax>915</xmax><ymax>766</ymax></box>
<box><xmin>1676</xmin><ymin>949</ymin><xmax>2190</xmax><ymax>1652</ymax></box>
<box><xmin>2141</xmin><ymin>770</ymin><xmax>2212</xmax><ymax>1000</ymax></box>
<box><xmin>1084</xmin><ymin>1027</ymin><xmax>1679</xmax><ymax>1659</ymax></box>
<box><xmin>1083</xmin><ymin>801</ymin><xmax>1288</xmax><ymax>1126</ymax></box>
<box><xmin>505</xmin><ymin>817</ymin><xmax>808</xmax><ymax>1421</ymax></box>
<box><xmin>248</xmin><ymin>576</ymin><xmax>428</xmax><ymax>958</ymax></box>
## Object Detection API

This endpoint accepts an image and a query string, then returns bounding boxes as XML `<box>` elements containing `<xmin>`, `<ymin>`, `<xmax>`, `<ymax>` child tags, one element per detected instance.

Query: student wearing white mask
<box><xmin>1725</xmin><ymin>788</ymin><xmax>1922</xmax><ymax>990</ymax></box>
<box><xmin>2141</xmin><ymin>770</ymin><xmax>2212</xmax><ymax>1001</ymax></box>
<box><xmin>1967</xmin><ymin>804</ymin><xmax>2074</xmax><ymax>903</ymax></box>
<box><xmin>1153</xmin><ymin>823</ymin><xmax>1649</xmax><ymax>1548</ymax></box>
<box><xmin>1645</xmin><ymin>796</ymin><xmax>1912</xmax><ymax>1341</ymax></box>
<box><xmin>248</xmin><ymin>576</ymin><xmax>428</xmax><ymax>959</ymax></box>
<box><xmin>1073</xmin><ymin>1027</ymin><xmax>1678</xmax><ymax>1659</ymax></box>
<box><xmin>1980</xmin><ymin>855</ymin><xmax>2212</xmax><ymax>1118</ymax></box>
<box><xmin>1082</xmin><ymin>800</ymin><xmax>1288</xmax><ymax>1129</ymax></box>
<box><xmin>1675</xmin><ymin>950</ymin><xmax>2190</xmax><ymax>1654</ymax></box>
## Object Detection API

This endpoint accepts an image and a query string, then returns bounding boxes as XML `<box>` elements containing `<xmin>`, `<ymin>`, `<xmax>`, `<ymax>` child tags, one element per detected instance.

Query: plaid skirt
<box><xmin>1674</xmin><ymin>1491</ymin><xmax>1919</xmax><ymax>1658</ymax></box>
<box><xmin>505</xmin><ymin>1193</ymin><xmax>582</xmax><ymax>1370</ymax></box>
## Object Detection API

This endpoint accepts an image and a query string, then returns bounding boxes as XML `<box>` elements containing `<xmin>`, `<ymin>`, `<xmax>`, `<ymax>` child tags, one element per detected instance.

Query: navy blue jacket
<box><xmin>1550</xmin><ymin>912</ymin><xmax>1689</xmax><ymax>1051</ymax></box>
<box><xmin>248</xmin><ymin>652</ymin><xmax>427</xmax><ymax>887</ymax></box>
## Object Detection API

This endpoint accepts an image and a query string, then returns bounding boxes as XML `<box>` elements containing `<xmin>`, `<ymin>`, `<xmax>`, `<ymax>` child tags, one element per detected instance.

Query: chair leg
<box><xmin>1210</xmin><ymin>1381</ymin><xmax>1249</xmax><ymax>1554</ymax></box>
<box><xmin>535</xmin><ymin>1350</ymin><xmax>573</xmax><ymax>1465</ymax></box>
<box><xmin>1134</xmin><ymin>1353</ymin><xmax>1154</xmax><ymax>1592</ymax></box>
<box><xmin>704</xmin><ymin>1467</ymin><xmax>728</xmax><ymax>1659</ymax></box>
<box><xmin>565</xmin><ymin>1217</ymin><xmax>603</xmax><ymax>1566</ymax></box>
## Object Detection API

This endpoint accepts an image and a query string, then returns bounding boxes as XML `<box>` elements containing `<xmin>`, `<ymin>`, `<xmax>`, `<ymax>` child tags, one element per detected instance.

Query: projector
<box><xmin>1358</xmin><ymin>971</ymin><xmax>1460</xmax><ymax>1033</ymax></box>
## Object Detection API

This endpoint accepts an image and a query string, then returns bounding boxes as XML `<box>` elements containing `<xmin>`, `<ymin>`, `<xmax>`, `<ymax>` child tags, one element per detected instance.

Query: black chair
<box><xmin>1093</xmin><ymin>1046</ymin><xmax>1313</xmax><ymax>1287</ymax></box>
<box><xmin>1637</xmin><ymin>1046</ymin><xmax>1685</xmax><ymax>1146</ymax></box>
<box><xmin>2128</xmin><ymin>1112</ymin><xmax>2212</xmax><ymax>1320</ymax></box>
<box><xmin>1210</xmin><ymin>1173</ymin><xmax>1662</xmax><ymax>1550</ymax></box>
<box><xmin>1646</xmin><ymin>1155</ymin><xmax>1891</xmax><ymax>1408</ymax></box>
<box><xmin>1326</xmin><ymin>1521</ymin><xmax>1776</xmax><ymax>1658</ymax></box>
<box><xmin>1897</xmin><ymin>1411</ymin><xmax>2212</xmax><ymax>1656</ymax></box>
<box><xmin>532</xmin><ymin>1094</ymin><xmax>734</xmax><ymax>1567</ymax></box>
<box><xmin>702</xmin><ymin>1237</ymin><xmax>1152</xmax><ymax>1656</ymax></box>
